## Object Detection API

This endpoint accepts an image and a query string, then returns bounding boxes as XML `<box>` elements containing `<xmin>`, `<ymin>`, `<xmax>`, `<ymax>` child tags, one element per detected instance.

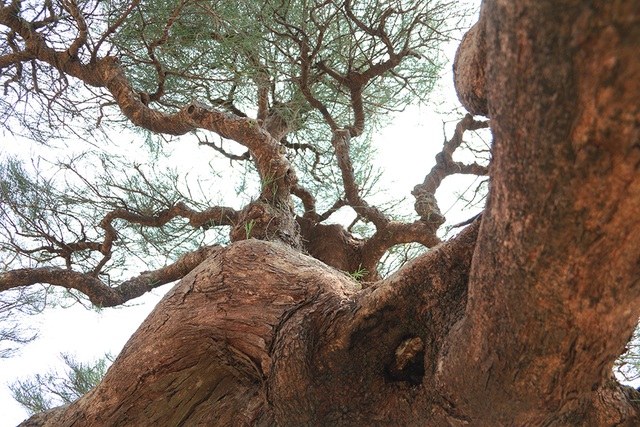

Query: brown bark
<box><xmin>14</xmin><ymin>0</ymin><xmax>640</xmax><ymax>425</ymax></box>
<box><xmin>453</xmin><ymin>22</ymin><xmax>488</xmax><ymax>117</ymax></box>
<box><xmin>18</xmin><ymin>226</ymin><xmax>478</xmax><ymax>426</ymax></box>
<box><xmin>437</xmin><ymin>0</ymin><xmax>640</xmax><ymax>425</ymax></box>
<box><xmin>0</xmin><ymin>245</ymin><xmax>221</xmax><ymax>307</ymax></box>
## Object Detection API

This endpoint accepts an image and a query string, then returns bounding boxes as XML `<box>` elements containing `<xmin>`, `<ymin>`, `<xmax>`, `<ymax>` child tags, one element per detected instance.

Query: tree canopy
<box><xmin>0</xmin><ymin>0</ymin><xmax>484</xmax><ymax>308</ymax></box>
<box><xmin>1</xmin><ymin>0</ymin><xmax>639</xmax><ymax>425</ymax></box>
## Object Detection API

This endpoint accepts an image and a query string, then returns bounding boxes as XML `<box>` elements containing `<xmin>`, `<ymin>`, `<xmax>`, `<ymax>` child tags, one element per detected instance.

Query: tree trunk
<box><xmin>20</xmin><ymin>0</ymin><xmax>640</xmax><ymax>425</ymax></box>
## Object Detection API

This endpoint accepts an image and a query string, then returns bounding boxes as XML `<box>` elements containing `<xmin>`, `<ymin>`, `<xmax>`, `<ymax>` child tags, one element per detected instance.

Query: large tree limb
<box><xmin>18</xmin><ymin>240</ymin><xmax>359</xmax><ymax>426</ymax></box>
<box><xmin>439</xmin><ymin>0</ymin><xmax>640</xmax><ymax>423</ymax></box>
<box><xmin>453</xmin><ymin>22</ymin><xmax>487</xmax><ymax>116</ymax></box>
<box><xmin>359</xmin><ymin>220</ymin><xmax>442</xmax><ymax>279</ymax></box>
<box><xmin>0</xmin><ymin>6</ymin><xmax>295</xmax><ymax>201</ymax></box>
<box><xmin>18</xmin><ymin>232</ymin><xmax>477</xmax><ymax>426</ymax></box>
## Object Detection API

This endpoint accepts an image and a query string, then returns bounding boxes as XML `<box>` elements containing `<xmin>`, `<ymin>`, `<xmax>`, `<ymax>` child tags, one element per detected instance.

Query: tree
<box><xmin>1</xmin><ymin>0</ymin><xmax>639</xmax><ymax>425</ymax></box>
<box><xmin>10</xmin><ymin>353</ymin><xmax>113</xmax><ymax>415</ymax></box>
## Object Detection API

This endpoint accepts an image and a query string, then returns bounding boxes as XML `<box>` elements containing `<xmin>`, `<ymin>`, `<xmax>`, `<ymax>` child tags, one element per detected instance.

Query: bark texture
<box><xmin>438</xmin><ymin>0</ymin><xmax>640</xmax><ymax>425</ymax></box>
<box><xmin>19</xmin><ymin>226</ymin><xmax>479</xmax><ymax>426</ymax></box>
<box><xmin>453</xmin><ymin>22</ymin><xmax>488</xmax><ymax>117</ymax></box>
<box><xmin>18</xmin><ymin>0</ymin><xmax>640</xmax><ymax>425</ymax></box>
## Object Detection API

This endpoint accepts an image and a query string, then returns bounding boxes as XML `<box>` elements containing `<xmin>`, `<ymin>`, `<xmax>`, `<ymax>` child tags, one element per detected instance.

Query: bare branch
<box><xmin>359</xmin><ymin>220</ymin><xmax>442</xmax><ymax>280</ymax></box>
<box><xmin>98</xmin><ymin>202</ymin><xmax>238</xmax><ymax>254</ymax></box>
<box><xmin>0</xmin><ymin>245</ymin><xmax>221</xmax><ymax>307</ymax></box>
<box><xmin>299</xmin><ymin>43</ymin><xmax>339</xmax><ymax>130</ymax></box>
<box><xmin>412</xmin><ymin>114</ymin><xmax>490</xmax><ymax>226</ymax></box>
<box><xmin>197</xmin><ymin>135</ymin><xmax>251</xmax><ymax>162</ymax></box>
<box><xmin>60</xmin><ymin>0</ymin><xmax>88</xmax><ymax>59</ymax></box>
<box><xmin>92</xmin><ymin>0</ymin><xmax>141</xmax><ymax>62</ymax></box>
<box><xmin>144</xmin><ymin>0</ymin><xmax>188</xmax><ymax>103</ymax></box>
<box><xmin>332</xmin><ymin>129</ymin><xmax>388</xmax><ymax>229</ymax></box>
<box><xmin>317</xmin><ymin>198</ymin><xmax>348</xmax><ymax>222</ymax></box>
<box><xmin>291</xmin><ymin>184</ymin><xmax>319</xmax><ymax>221</ymax></box>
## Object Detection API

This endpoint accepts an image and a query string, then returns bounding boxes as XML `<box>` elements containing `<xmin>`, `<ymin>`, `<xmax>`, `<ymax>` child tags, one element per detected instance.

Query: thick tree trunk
<box><xmin>20</xmin><ymin>0</ymin><xmax>640</xmax><ymax>425</ymax></box>
<box><xmin>439</xmin><ymin>0</ymin><xmax>640</xmax><ymax>425</ymax></box>
<box><xmin>19</xmin><ymin>227</ymin><xmax>478</xmax><ymax>426</ymax></box>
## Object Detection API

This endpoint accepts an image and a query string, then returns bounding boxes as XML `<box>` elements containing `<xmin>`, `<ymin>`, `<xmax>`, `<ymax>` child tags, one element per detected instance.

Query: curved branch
<box><xmin>144</xmin><ymin>0</ymin><xmax>187</xmax><ymax>103</ymax></box>
<box><xmin>332</xmin><ymin>129</ymin><xmax>388</xmax><ymax>229</ymax></box>
<box><xmin>0</xmin><ymin>10</ymin><xmax>294</xmax><ymax>198</ymax></box>
<box><xmin>92</xmin><ymin>0</ymin><xmax>141</xmax><ymax>62</ymax></box>
<box><xmin>0</xmin><ymin>245</ymin><xmax>221</xmax><ymax>307</ymax></box>
<box><xmin>98</xmin><ymin>202</ymin><xmax>238</xmax><ymax>254</ymax></box>
<box><xmin>299</xmin><ymin>43</ymin><xmax>339</xmax><ymax>131</ymax></box>
<box><xmin>291</xmin><ymin>184</ymin><xmax>319</xmax><ymax>221</ymax></box>
<box><xmin>359</xmin><ymin>220</ymin><xmax>442</xmax><ymax>277</ymax></box>
<box><xmin>412</xmin><ymin>114</ymin><xmax>489</xmax><ymax>226</ymax></box>
<box><xmin>60</xmin><ymin>0</ymin><xmax>88</xmax><ymax>59</ymax></box>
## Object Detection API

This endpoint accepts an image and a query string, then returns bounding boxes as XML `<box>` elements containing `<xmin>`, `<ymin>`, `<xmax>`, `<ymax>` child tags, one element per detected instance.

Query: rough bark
<box><xmin>19</xmin><ymin>225</ymin><xmax>478</xmax><ymax>427</ymax></box>
<box><xmin>16</xmin><ymin>0</ymin><xmax>640</xmax><ymax>425</ymax></box>
<box><xmin>453</xmin><ymin>22</ymin><xmax>487</xmax><ymax>117</ymax></box>
<box><xmin>0</xmin><ymin>246</ymin><xmax>221</xmax><ymax>307</ymax></box>
<box><xmin>438</xmin><ymin>0</ymin><xmax>640</xmax><ymax>425</ymax></box>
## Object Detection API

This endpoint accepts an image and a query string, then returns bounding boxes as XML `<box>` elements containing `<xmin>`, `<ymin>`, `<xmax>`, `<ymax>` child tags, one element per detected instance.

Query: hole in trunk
<box><xmin>385</xmin><ymin>350</ymin><xmax>425</xmax><ymax>385</ymax></box>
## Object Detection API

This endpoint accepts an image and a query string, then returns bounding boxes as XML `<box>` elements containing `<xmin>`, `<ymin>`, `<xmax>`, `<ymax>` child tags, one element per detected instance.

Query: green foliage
<box><xmin>244</xmin><ymin>219</ymin><xmax>256</xmax><ymax>239</ymax></box>
<box><xmin>346</xmin><ymin>264</ymin><xmax>368</xmax><ymax>282</ymax></box>
<box><xmin>0</xmin><ymin>146</ymin><xmax>226</xmax><ymax>279</ymax></box>
<box><xmin>0</xmin><ymin>288</ymin><xmax>44</xmax><ymax>358</ymax></box>
<box><xmin>114</xmin><ymin>0</ymin><xmax>447</xmax><ymax>113</ymax></box>
<box><xmin>10</xmin><ymin>353</ymin><xmax>114</xmax><ymax>415</ymax></box>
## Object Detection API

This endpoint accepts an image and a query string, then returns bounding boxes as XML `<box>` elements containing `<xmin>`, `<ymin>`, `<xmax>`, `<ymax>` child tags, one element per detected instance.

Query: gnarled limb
<box><xmin>0</xmin><ymin>6</ymin><xmax>295</xmax><ymax>206</ymax></box>
<box><xmin>412</xmin><ymin>113</ymin><xmax>489</xmax><ymax>227</ymax></box>
<box><xmin>453</xmin><ymin>22</ymin><xmax>487</xmax><ymax>116</ymax></box>
<box><xmin>17</xmin><ymin>231</ymin><xmax>475</xmax><ymax>426</ymax></box>
<box><xmin>18</xmin><ymin>240</ymin><xmax>359</xmax><ymax>426</ymax></box>
<box><xmin>0</xmin><ymin>245</ymin><xmax>221</xmax><ymax>307</ymax></box>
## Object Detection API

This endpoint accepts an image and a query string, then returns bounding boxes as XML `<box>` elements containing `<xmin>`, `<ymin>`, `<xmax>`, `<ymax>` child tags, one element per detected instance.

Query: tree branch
<box><xmin>332</xmin><ymin>129</ymin><xmax>388</xmax><ymax>229</ymax></box>
<box><xmin>197</xmin><ymin>135</ymin><xmax>251</xmax><ymax>162</ymax></box>
<box><xmin>0</xmin><ymin>9</ymin><xmax>294</xmax><ymax>200</ymax></box>
<box><xmin>439</xmin><ymin>1</ymin><xmax>640</xmax><ymax>423</ymax></box>
<box><xmin>291</xmin><ymin>184</ymin><xmax>319</xmax><ymax>221</ymax></box>
<box><xmin>359</xmin><ymin>220</ymin><xmax>442</xmax><ymax>278</ymax></box>
<box><xmin>98</xmin><ymin>202</ymin><xmax>238</xmax><ymax>254</ymax></box>
<box><xmin>412</xmin><ymin>114</ymin><xmax>489</xmax><ymax>226</ymax></box>
<box><xmin>92</xmin><ymin>0</ymin><xmax>141</xmax><ymax>62</ymax></box>
<box><xmin>60</xmin><ymin>0</ymin><xmax>88</xmax><ymax>59</ymax></box>
<box><xmin>0</xmin><ymin>245</ymin><xmax>221</xmax><ymax>307</ymax></box>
